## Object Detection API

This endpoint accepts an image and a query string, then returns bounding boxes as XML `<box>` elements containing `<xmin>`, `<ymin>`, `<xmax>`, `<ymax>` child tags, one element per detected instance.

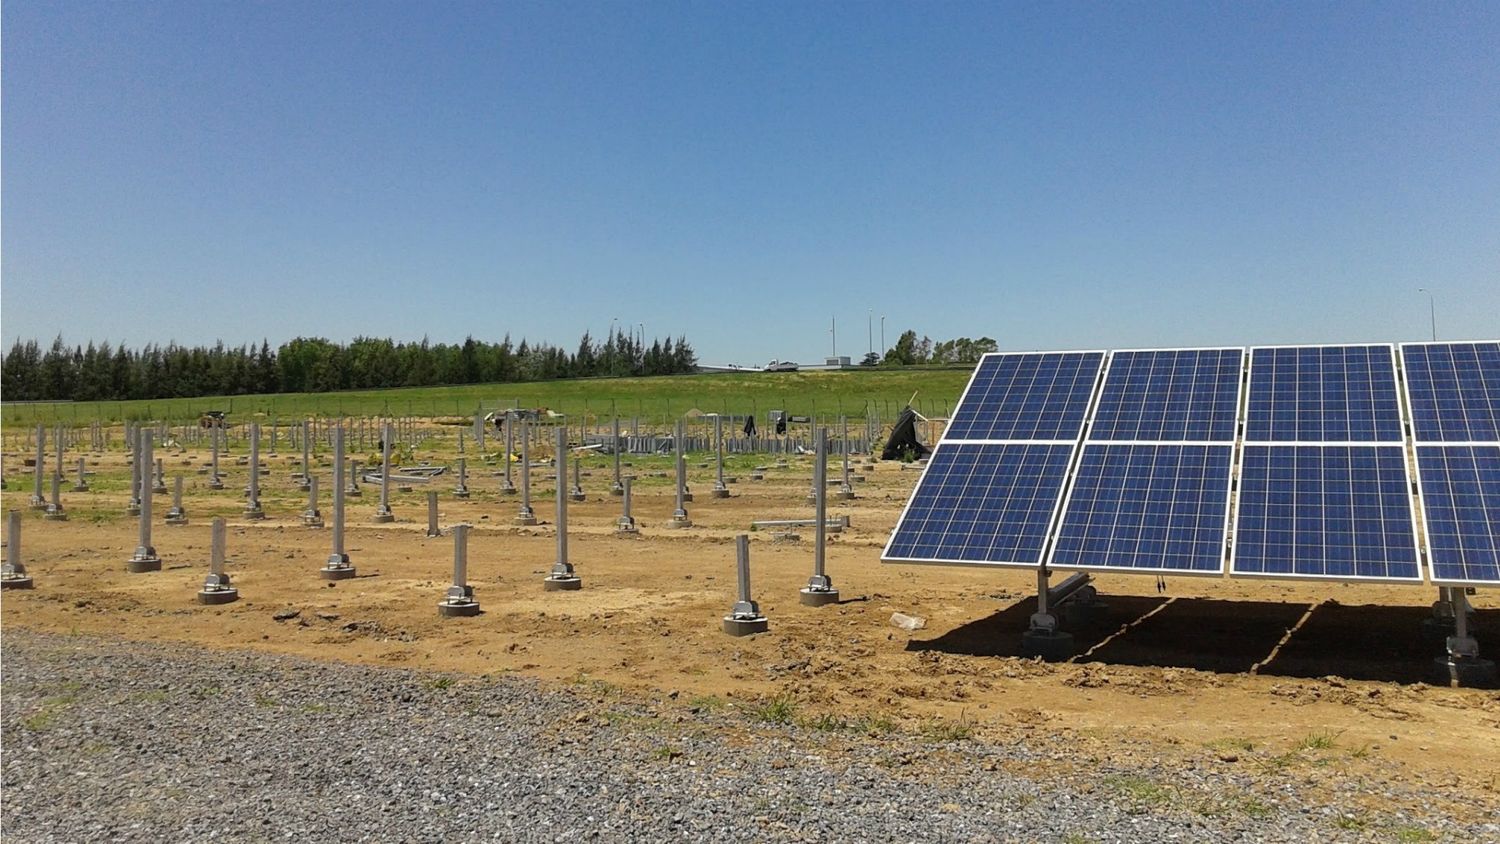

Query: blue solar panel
<box><xmin>1401</xmin><ymin>342</ymin><xmax>1500</xmax><ymax>443</ymax></box>
<box><xmin>1090</xmin><ymin>349</ymin><xmax>1243</xmax><ymax>441</ymax></box>
<box><xmin>883</xmin><ymin>443</ymin><xmax>1074</xmax><ymax>565</ymax></box>
<box><xmin>1414</xmin><ymin>446</ymin><xmax>1500</xmax><ymax>584</ymax></box>
<box><xmin>1244</xmin><ymin>345</ymin><xmax>1403</xmax><ymax>443</ymax></box>
<box><xmin>944</xmin><ymin>352</ymin><xmax>1105</xmax><ymax>441</ymax></box>
<box><xmin>1231</xmin><ymin>445</ymin><xmax>1421</xmax><ymax>580</ymax></box>
<box><xmin>1050</xmin><ymin>444</ymin><xmax>1233</xmax><ymax>573</ymax></box>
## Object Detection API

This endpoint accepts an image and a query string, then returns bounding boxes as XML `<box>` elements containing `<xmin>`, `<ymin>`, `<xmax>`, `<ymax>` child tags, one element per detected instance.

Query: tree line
<box><xmin>868</xmin><ymin>331</ymin><xmax>999</xmax><ymax>366</ymax></box>
<box><xmin>0</xmin><ymin>330</ymin><xmax>698</xmax><ymax>402</ymax></box>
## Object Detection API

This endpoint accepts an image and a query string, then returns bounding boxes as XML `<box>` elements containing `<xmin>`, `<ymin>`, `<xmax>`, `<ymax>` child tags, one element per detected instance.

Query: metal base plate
<box><xmin>439</xmin><ymin>600</ymin><xmax>481</xmax><ymax>617</ymax></box>
<box><xmin>320</xmin><ymin>566</ymin><xmax>357</xmax><ymax>581</ymax></box>
<box><xmin>1433</xmin><ymin>656</ymin><xmax>1498</xmax><ymax>688</ymax></box>
<box><xmin>126</xmin><ymin>557</ymin><xmax>162</xmax><ymax>574</ymax></box>
<box><xmin>1021</xmin><ymin>628</ymin><xmax>1075</xmax><ymax>662</ymax></box>
<box><xmin>799</xmin><ymin>587</ymin><xmax>840</xmax><ymax>607</ymax></box>
<box><xmin>197</xmin><ymin>588</ymin><xmax>239</xmax><ymax>605</ymax></box>
<box><xmin>543</xmin><ymin>576</ymin><xmax>583</xmax><ymax>591</ymax></box>
<box><xmin>723</xmin><ymin>615</ymin><xmax>769</xmax><ymax>636</ymax></box>
<box><xmin>1</xmin><ymin>575</ymin><xmax>34</xmax><ymax>590</ymax></box>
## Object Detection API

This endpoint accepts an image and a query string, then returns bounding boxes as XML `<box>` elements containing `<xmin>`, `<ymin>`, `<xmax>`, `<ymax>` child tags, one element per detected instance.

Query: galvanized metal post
<box><xmin>128</xmin><ymin>430</ymin><xmax>162</xmax><ymax>572</ymax></box>
<box><xmin>514</xmin><ymin>418</ymin><xmax>536</xmax><ymax>525</ymax></box>
<box><xmin>373</xmin><ymin>422</ymin><xmax>394</xmax><ymax>523</ymax></box>
<box><xmin>800</xmin><ymin>427</ymin><xmax>839</xmax><ymax>606</ymax></box>
<box><xmin>165</xmin><ymin>476</ymin><xmax>188</xmax><ymax>525</ymax></box>
<box><xmin>711</xmin><ymin>414</ymin><xmax>729</xmax><ymax>498</ymax></box>
<box><xmin>299</xmin><ymin>420</ymin><xmax>312</xmax><ymax>491</ymax></box>
<box><xmin>438</xmin><ymin>523</ymin><xmax>480</xmax><ymax>616</ymax></box>
<box><xmin>302</xmin><ymin>476</ymin><xmax>324</xmax><ymax>528</ymax></box>
<box><xmin>616</xmin><ymin>476</ymin><xmax>638</xmax><ymax>534</ymax></box>
<box><xmin>43</xmin><ymin>472</ymin><xmax>67</xmax><ymax>521</ymax></box>
<box><xmin>244</xmin><ymin>423</ymin><xmax>265</xmax><ymax>519</ymax></box>
<box><xmin>208</xmin><ymin>424</ymin><xmax>224</xmax><ymax>489</ymax></box>
<box><xmin>322</xmin><ymin>425</ymin><xmax>355</xmax><ymax>579</ymax></box>
<box><xmin>197</xmin><ymin>518</ymin><xmax>239</xmax><ymax>604</ymax></box>
<box><xmin>836</xmin><ymin>415</ymin><xmax>855</xmax><ymax>500</ymax></box>
<box><xmin>569</xmin><ymin>454</ymin><xmax>585</xmax><ymax>502</ymax></box>
<box><xmin>73</xmin><ymin>456</ymin><xmax>89</xmax><ymax>492</ymax></box>
<box><xmin>30</xmin><ymin>425</ymin><xmax>46</xmax><ymax>509</ymax></box>
<box><xmin>2</xmin><ymin>510</ymin><xmax>32</xmax><ymax>589</ymax></box>
<box><xmin>426</xmin><ymin>491</ymin><xmax>442</xmax><ymax>537</ymax></box>
<box><xmin>668</xmin><ymin>419</ymin><xmax>692</xmax><ymax>528</ymax></box>
<box><xmin>153</xmin><ymin>457</ymin><xmax>167</xmax><ymax>494</ymax></box>
<box><xmin>723</xmin><ymin>534</ymin><xmax>767</xmax><ymax>635</ymax></box>
<box><xmin>610</xmin><ymin>417</ymin><xmax>624</xmax><ymax>496</ymax></box>
<box><xmin>454</xmin><ymin>457</ymin><xmax>470</xmax><ymax>498</ymax></box>
<box><xmin>347</xmin><ymin>459</ymin><xmax>362</xmax><ymax>496</ymax></box>
<box><xmin>501</xmin><ymin>413</ymin><xmax>518</xmax><ymax>494</ymax></box>
<box><xmin>545</xmin><ymin>424</ymin><xmax>581</xmax><ymax>590</ymax></box>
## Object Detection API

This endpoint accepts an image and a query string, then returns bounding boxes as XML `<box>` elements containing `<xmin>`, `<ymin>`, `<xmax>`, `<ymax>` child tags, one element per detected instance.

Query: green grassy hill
<box><xmin>1</xmin><ymin>368</ymin><xmax>974</xmax><ymax>426</ymax></box>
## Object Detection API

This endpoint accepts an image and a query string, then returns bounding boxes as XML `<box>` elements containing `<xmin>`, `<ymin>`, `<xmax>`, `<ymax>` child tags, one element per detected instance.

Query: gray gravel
<box><xmin>2</xmin><ymin>630</ymin><xmax>1488</xmax><ymax>843</ymax></box>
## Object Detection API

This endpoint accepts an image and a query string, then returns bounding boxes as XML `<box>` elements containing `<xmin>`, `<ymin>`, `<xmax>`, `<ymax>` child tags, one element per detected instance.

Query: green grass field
<box><xmin>1</xmin><ymin>368</ymin><xmax>973</xmax><ymax>426</ymax></box>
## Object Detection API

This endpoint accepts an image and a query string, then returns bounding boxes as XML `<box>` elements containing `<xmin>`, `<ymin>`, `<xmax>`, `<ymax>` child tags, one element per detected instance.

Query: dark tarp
<box><xmin>881</xmin><ymin>406</ymin><xmax>931</xmax><ymax>460</ymax></box>
<box><xmin>743</xmin><ymin>415</ymin><xmax>757</xmax><ymax>437</ymax></box>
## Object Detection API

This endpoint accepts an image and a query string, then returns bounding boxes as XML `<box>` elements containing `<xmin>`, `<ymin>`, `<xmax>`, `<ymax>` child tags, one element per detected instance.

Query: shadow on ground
<box><xmin>908</xmin><ymin>594</ymin><xmax>1499</xmax><ymax>685</ymax></box>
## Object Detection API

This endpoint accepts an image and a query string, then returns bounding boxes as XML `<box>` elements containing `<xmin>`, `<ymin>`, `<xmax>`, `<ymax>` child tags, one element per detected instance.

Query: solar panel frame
<box><xmin>1231</xmin><ymin>343</ymin><xmax>1424</xmax><ymax>583</ymax></box>
<box><xmin>1243</xmin><ymin>343</ymin><xmax>1406</xmax><ymax>444</ymax></box>
<box><xmin>882</xmin><ymin>349</ymin><xmax>1108</xmax><ymax>569</ymax></box>
<box><xmin>1048</xmin><ymin>442</ymin><xmax>1237</xmax><ymax>575</ymax></box>
<box><xmin>1045</xmin><ymin>347</ymin><xmax>1245</xmax><ymax>576</ymax></box>
<box><xmin>1399</xmin><ymin>341</ymin><xmax>1500</xmax><ymax>444</ymax></box>
<box><xmin>1409</xmin><ymin>444</ymin><xmax>1500</xmax><ymax>586</ymax></box>
<box><xmin>1400</xmin><ymin>341</ymin><xmax>1500</xmax><ymax>585</ymax></box>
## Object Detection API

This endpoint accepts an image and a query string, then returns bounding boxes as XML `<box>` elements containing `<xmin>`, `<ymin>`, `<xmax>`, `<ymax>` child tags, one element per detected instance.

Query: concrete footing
<box><xmin>371</xmin><ymin>510</ymin><xmax>394</xmax><ymax>524</ymax></box>
<box><xmin>127</xmin><ymin>555</ymin><xmax>162</xmax><ymax>574</ymax></box>
<box><xmin>320</xmin><ymin>564</ymin><xmax>357</xmax><ymax>580</ymax></box>
<box><xmin>723</xmin><ymin>615</ymin><xmax>769</xmax><ymax>636</ymax></box>
<box><xmin>1021</xmin><ymin>628</ymin><xmax>1075</xmax><ymax>661</ymax></box>
<box><xmin>197</xmin><ymin>587</ymin><xmax>239</xmax><ymax>605</ymax></box>
<box><xmin>513</xmin><ymin>514</ymin><xmax>538</xmax><ymax>526</ymax></box>
<box><xmin>543</xmin><ymin>575</ymin><xmax>583</xmax><ymax>591</ymax></box>
<box><xmin>439</xmin><ymin>600</ymin><xmax>481</xmax><ymax>617</ymax></box>
<box><xmin>666</xmin><ymin>516</ymin><xmax>693</xmax><ymax>529</ymax></box>
<box><xmin>711</xmin><ymin>488</ymin><xmax>730</xmax><ymax>499</ymax></box>
<box><xmin>1</xmin><ymin>575</ymin><xmax>34</xmax><ymax>590</ymax></box>
<box><xmin>799</xmin><ymin>587</ymin><xmax>840</xmax><ymax>606</ymax></box>
<box><xmin>243</xmin><ymin>507</ymin><xmax>265</xmax><ymax>520</ymax></box>
<box><xmin>1433</xmin><ymin>656</ymin><xmax>1498</xmax><ymax>688</ymax></box>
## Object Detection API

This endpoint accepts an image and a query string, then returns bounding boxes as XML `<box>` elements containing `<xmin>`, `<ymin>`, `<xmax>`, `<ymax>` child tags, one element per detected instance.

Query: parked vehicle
<box><xmin>762</xmin><ymin>360</ymin><xmax>799</xmax><ymax>372</ymax></box>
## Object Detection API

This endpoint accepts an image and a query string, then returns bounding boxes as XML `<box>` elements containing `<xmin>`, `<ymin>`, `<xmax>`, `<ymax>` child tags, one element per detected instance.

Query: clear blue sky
<box><xmin>3</xmin><ymin>1</ymin><xmax>1497</xmax><ymax>364</ymax></box>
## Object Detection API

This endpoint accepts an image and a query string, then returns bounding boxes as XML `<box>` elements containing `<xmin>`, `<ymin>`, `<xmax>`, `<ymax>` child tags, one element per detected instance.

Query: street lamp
<box><xmin>867</xmin><ymin>309</ymin><xmax>873</xmax><ymax>358</ymax></box>
<box><xmin>1418</xmin><ymin>288</ymin><xmax>1436</xmax><ymax>341</ymax></box>
<box><xmin>880</xmin><ymin>316</ymin><xmax>886</xmax><ymax>358</ymax></box>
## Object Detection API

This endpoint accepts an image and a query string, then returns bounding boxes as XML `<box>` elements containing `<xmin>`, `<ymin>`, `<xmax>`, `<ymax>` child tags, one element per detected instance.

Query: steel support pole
<box><xmin>712</xmin><ymin>414</ymin><xmax>729</xmax><ymax>498</ymax></box>
<box><xmin>426</xmin><ymin>491</ymin><xmax>441</xmax><ymax>537</ymax></box>
<box><xmin>128</xmin><ymin>430</ymin><xmax>161</xmax><ymax>572</ymax></box>
<box><xmin>438</xmin><ymin>523</ymin><xmax>480</xmax><ymax>616</ymax></box>
<box><xmin>501</xmin><ymin>414</ymin><xmax>517</xmax><ymax>494</ymax></box>
<box><xmin>2</xmin><ymin>509</ymin><xmax>31</xmax><ymax>588</ymax></box>
<box><xmin>299</xmin><ymin>420</ymin><xmax>312</xmax><ymax>491</ymax></box>
<box><xmin>723</xmin><ymin>534</ymin><xmax>768</xmax><ymax>635</ymax></box>
<box><xmin>545</xmin><ymin>425</ymin><xmax>581</xmax><ymax>589</ymax></box>
<box><xmin>165</xmin><ymin>476</ymin><xmax>187</xmax><ymax>525</ymax></box>
<box><xmin>321</xmin><ymin>426</ymin><xmax>355</xmax><ymax>578</ymax></box>
<box><xmin>245</xmin><ymin>423</ymin><xmax>265</xmax><ymax>519</ymax></box>
<box><xmin>30</xmin><ymin>425</ymin><xmax>46</xmax><ymax>508</ymax></box>
<box><xmin>373</xmin><ymin>422</ymin><xmax>394</xmax><ymax>522</ymax></box>
<box><xmin>669</xmin><ymin>419</ymin><xmax>692</xmax><ymax>527</ymax></box>
<box><xmin>611</xmin><ymin>417</ymin><xmax>624</xmax><ymax>495</ymax></box>
<box><xmin>198</xmin><ymin>517</ymin><xmax>238</xmax><ymax>603</ymax></box>
<box><xmin>514</xmin><ymin>419</ymin><xmax>536</xmax><ymax>524</ymax></box>
<box><xmin>800</xmin><ymin>427</ymin><xmax>838</xmax><ymax>605</ymax></box>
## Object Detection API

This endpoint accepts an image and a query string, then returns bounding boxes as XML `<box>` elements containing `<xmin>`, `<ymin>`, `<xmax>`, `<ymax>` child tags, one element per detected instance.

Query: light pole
<box><xmin>1418</xmin><ymin>288</ymin><xmax>1436</xmax><ymax>341</ymax></box>
<box><xmin>880</xmin><ymin>316</ymin><xmax>886</xmax><ymax>359</ymax></box>
<box><xmin>830</xmin><ymin>316</ymin><xmax>836</xmax><ymax>358</ymax></box>
<box><xmin>867</xmin><ymin>309</ymin><xmax>873</xmax><ymax>359</ymax></box>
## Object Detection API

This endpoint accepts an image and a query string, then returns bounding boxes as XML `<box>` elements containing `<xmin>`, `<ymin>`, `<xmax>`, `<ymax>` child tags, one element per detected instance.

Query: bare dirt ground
<box><xmin>4</xmin><ymin>437</ymin><xmax>1499</xmax><ymax>825</ymax></box>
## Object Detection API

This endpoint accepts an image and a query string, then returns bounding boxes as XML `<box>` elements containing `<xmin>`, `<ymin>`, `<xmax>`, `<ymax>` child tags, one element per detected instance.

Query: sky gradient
<box><xmin>4</xmin><ymin>2</ymin><xmax>1498</xmax><ymax>365</ymax></box>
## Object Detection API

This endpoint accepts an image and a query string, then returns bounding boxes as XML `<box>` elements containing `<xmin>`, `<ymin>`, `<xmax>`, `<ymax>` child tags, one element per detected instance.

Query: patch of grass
<box><xmin>189</xmin><ymin>686</ymin><xmax>222</xmax><ymax>701</ymax></box>
<box><xmin>918</xmin><ymin>714</ymin><xmax>974</xmax><ymax>743</ymax></box>
<box><xmin>652</xmin><ymin>745</ymin><xmax>682</xmax><ymax>761</ymax></box>
<box><xmin>854</xmin><ymin>712</ymin><xmax>899</xmax><ymax>735</ymax></box>
<box><xmin>1391</xmin><ymin>826</ymin><xmax>1435</xmax><ymax>842</ymax></box>
<box><xmin>426</xmin><ymin>677</ymin><xmax>456</xmax><ymax>691</ymax></box>
<box><xmin>752</xmin><ymin>694</ymin><xmax>797</xmax><ymax>725</ymax></box>
<box><xmin>1334</xmin><ymin>814</ymin><xmax>1369</xmax><ymax>831</ymax></box>
<box><xmin>1062</xmin><ymin>834</ymin><xmax>1096</xmax><ymax>844</ymax></box>
<box><xmin>1207</xmin><ymin>736</ymin><xmax>1257</xmax><ymax>753</ymax></box>
<box><xmin>686</xmin><ymin>695</ymin><xmax>725</xmax><ymax>712</ymax></box>
<box><xmin>254</xmin><ymin>694</ymin><xmax>281</xmax><ymax>708</ymax></box>
<box><xmin>298</xmin><ymin>702</ymin><xmax>330</xmax><ymax>714</ymax></box>
<box><xmin>22</xmin><ymin>691</ymin><xmax>79</xmax><ymax>731</ymax></box>
<box><xmin>1234</xmin><ymin>797</ymin><xmax>1273</xmax><ymax>819</ymax></box>
<box><xmin>127</xmin><ymin>689</ymin><xmax>170</xmax><ymax>704</ymax></box>
<box><xmin>800</xmin><ymin>712</ymin><xmax>850</xmax><ymax>732</ymax></box>
<box><xmin>1298</xmin><ymin>729</ymin><xmax>1342</xmax><ymax>751</ymax></box>
<box><xmin>1104</xmin><ymin>774</ymin><xmax>1175</xmax><ymax>807</ymax></box>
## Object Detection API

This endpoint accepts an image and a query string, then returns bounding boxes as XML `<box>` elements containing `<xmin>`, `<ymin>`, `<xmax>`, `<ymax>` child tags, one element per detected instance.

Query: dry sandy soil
<box><xmin>3</xmin><ymin>436</ymin><xmax>1498</xmax><ymax>825</ymax></box>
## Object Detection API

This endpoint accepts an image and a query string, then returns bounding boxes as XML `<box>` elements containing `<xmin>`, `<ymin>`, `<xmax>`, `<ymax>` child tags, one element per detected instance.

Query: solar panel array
<box><xmin>885</xmin><ymin>341</ymin><xmax>1499</xmax><ymax>585</ymax></box>
<box><xmin>1049</xmin><ymin>349</ymin><xmax>1242</xmax><ymax>574</ymax></box>
<box><xmin>1403</xmin><ymin>342</ymin><xmax>1500</xmax><ymax>585</ymax></box>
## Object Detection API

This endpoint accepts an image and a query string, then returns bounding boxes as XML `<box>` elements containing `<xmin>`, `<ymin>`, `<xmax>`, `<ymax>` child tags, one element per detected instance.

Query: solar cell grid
<box><xmin>1244</xmin><ymin>345</ymin><xmax>1403</xmax><ymax>443</ymax></box>
<box><xmin>1050</xmin><ymin>444</ymin><xmax>1233</xmax><ymax>573</ymax></box>
<box><xmin>1090</xmin><ymin>348</ymin><xmax>1243</xmax><ymax>442</ymax></box>
<box><xmin>1414</xmin><ymin>445</ymin><xmax>1500</xmax><ymax>584</ymax></box>
<box><xmin>1401</xmin><ymin>342</ymin><xmax>1500</xmax><ymax>443</ymax></box>
<box><xmin>883</xmin><ymin>443</ymin><xmax>1075</xmax><ymax>565</ymax></box>
<box><xmin>944</xmin><ymin>352</ymin><xmax>1105</xmax><ymax>441</ymax></box>
<box><xmin>1231</xmin><ymin>445</ymin><xmax>1421</xmax><ymax>581</ymax></box>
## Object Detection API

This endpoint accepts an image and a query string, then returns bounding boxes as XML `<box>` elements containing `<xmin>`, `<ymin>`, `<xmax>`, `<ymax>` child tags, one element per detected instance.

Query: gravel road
<box><xmin>2</xmin><ymin>630</ymin><xmax>1488</xmax><ymax>842</ymax></box>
